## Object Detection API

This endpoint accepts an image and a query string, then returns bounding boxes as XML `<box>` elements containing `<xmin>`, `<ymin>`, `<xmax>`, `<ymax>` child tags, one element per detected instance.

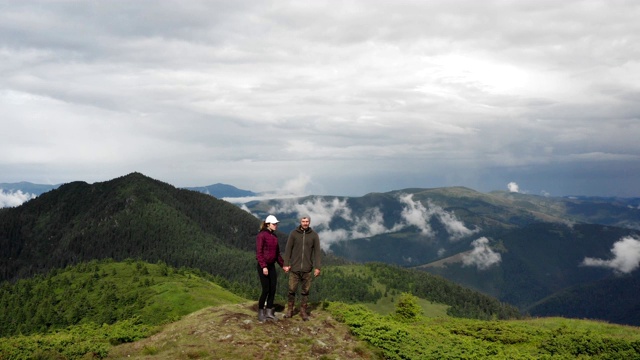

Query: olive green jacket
<box><xmin>284</xmin><ymin>226</ymin><xmax>321</xmax><ymax>273</ymax></box>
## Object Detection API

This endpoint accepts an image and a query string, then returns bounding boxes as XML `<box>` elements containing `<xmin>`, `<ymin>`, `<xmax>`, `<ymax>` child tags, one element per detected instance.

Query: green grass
<box><xmin>326</xmin><ymin>301</ymin><xmax>640</xmax><ymax>360</ymax></box>
<box><xmin>4</xmin><ymin>260</ymin><xmax>640</xmax><ymax>359</ymax></box>
<box><xmin>137</xmin><ymin>273</ymin><xmax>244</xmax><ymax>324</ymax></box>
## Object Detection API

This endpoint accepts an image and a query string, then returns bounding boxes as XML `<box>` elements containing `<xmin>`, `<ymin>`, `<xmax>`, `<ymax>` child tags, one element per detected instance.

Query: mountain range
<box><xmin>0</xmin><ymin>172</ymin><xmax>518</xmax><ymax>324</ymax></box>
<box><xmin>240</xmin><ymin>186</ymin><xmax>640</xmax><ymax>325</ymax></box>
<box><xmin>2</xmin><ymin>173</ymin><xmax>639</xmax><ymax>326</ymax></box>
<box><xmin>0</xmin><ymin>181</ymin><xmax>257</xmax><ymax>200</ymax></box>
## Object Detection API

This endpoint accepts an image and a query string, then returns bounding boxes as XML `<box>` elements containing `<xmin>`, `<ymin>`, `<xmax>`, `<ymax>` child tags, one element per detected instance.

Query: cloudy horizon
<box><xmin>2</xmin><ymin>1</ymin><xmax>639</xmax><ymax>198</ymax></box>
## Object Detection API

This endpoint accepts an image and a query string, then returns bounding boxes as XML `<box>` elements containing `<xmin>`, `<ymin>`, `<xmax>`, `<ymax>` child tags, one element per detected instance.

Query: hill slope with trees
<box><xmin>0</xmin><ymin>173</ymin><xmax>260</xmax><ymax>287</ymax></box>
<box><xmin>0</xmin><ymin>173</ymin><xmax>519</xmax><ymax>323</ymax></box>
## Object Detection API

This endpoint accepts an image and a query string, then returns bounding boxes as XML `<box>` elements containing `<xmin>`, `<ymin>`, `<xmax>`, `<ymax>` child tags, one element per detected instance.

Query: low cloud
<box><xmin>582</xmin><ymin>236</ymin><xmax>640</xmax><ymax>274</ymax></box>
<box><xmin>462</xmin><ymin>237</ymin><xmax>502</xmax><ymax>270</ymax></box>
<box><xmin>270</xmin><ymin>197</ymin><xmax>352</xmax><ymax>230</ymax></box>
<box><xmin>268</xmin><ymin>197</ymin><xmax>385</xmax><ymax>249</ymax></box>
<box><xmin>0</xmin><ymin>190</ymin><xmax>36</xmax><ymax>208</ymax></box>
<box><xmin>222</xmin><ymin>174</ymin><xmax>312</xmax><ymax>203</ymax></box>
<box><xmin>398</xmin><ymin>194</ymin><xmax>479</xmax><ymax>241</ymax></box>
<box><xmin>279</xmin><ymin>174</ymin><xmax>312</xmax><ymax>197</ymax></box>
<box><xmin>265</xmin><ymin>192</ymin><xmax>478</xmax><ymax>250</ymax></box>
<box><xmin>507</xmin><ymin>182</ymin><xmax>520</xmax><ymax>193</ymax></box>
<box><xmin>398</xmin><ymin>194</ymin><xmax>435</xmax><ymax>236</ymax></box>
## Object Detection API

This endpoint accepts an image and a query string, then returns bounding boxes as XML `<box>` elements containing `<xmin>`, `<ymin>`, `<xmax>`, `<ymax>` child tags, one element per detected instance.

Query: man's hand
<box><xmin>283</xmin><ymin>266</ymin><xmax>290</xmax><ymax>273</ymax></box>
<box><xmin>314</xmin><ymin>268</ymin><xmax>321</xmax><ymax>277</ymax></box>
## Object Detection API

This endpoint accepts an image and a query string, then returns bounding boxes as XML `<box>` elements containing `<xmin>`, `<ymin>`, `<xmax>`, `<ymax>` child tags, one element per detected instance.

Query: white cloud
<box><xmin>398</xmin><ymin>194</ymin><xmax>479</xmax><ymax>241</ymax></box>
<box><xmin>0</xmin><ymin>190</ymin><xmax>36</xmax><ymax>208</ymax></box>
<box><xmin>270</xmin><ymin>197</ymin><xmax>352</xmax><ymax>231</ymax></box>
<box><xmin>582</xmin><ymin>236</ymin><xmax>640</xmax><ymax>274</ymax></box>
<box><xmin>261</xmin><ymin>191</ymin><xmax>477</xmax><ymax>249</ymax></box>
<box><xmin>267</xmin><ymin>196</ymin><xmax>382</xmax><ymax>249</ymax></box>
<box><xmin>432</xmin><ymin>201</ymin><xmax>480</xmax><ymax>240</ymax></box>
<box><xmin>462</xmin><ymin>237</ymin><xmax>502</xmax><ymax>270</ymax></box>
<box><xmin>507</xmin><ymin>182</ymin><xmax>520</xmax><ymax>193</ymax></box>
<box><xmin>398</xmin><ymin>194</ymin><xmax>435</xmax><ymax>236</ymax></box>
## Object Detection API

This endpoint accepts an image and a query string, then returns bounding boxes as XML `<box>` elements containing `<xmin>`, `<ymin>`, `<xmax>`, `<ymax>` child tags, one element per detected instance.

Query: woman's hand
<box><xmin>263</xmin><ymin>267</ymin><xmax>269</xmax><ymax>275</ymax></box>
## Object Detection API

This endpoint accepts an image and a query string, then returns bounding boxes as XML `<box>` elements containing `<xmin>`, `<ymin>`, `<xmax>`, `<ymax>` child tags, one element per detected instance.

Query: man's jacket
<box><xmin>284</xmin><ymin>226</ymin><xmax>321</xmax><ymax>273</ymax></box>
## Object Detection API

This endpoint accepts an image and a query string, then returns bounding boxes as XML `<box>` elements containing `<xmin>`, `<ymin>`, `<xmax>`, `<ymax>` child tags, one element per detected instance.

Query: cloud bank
<box><xmin>268</xmin><ymin>193</ymin><xmax>478</xmax><ymax>249</ymax></box>
<box><xmin>582</xmin><ymin>236</ymin><xmax>640</xmax><ymax>274</ymax></box>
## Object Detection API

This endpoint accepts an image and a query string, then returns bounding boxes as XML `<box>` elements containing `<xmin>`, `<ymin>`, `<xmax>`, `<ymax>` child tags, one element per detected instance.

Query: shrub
<box><xmin>394</xmin><ymin>293</ymin><xmax>421</xmax><ymax>322</ymax></box>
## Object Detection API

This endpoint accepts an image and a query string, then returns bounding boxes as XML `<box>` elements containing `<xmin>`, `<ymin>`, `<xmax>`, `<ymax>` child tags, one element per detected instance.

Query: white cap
<box><xmin>265</xmin><ymin>215</ymin><xmax>279</xmax><ymax>224</ymax></box>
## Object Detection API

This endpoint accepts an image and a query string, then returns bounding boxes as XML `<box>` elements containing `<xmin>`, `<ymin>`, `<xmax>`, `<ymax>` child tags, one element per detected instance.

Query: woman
<box><xmin>255</xmin><ymin>214</ymin><xmax>284</xmax><ymax>322</ymax></box>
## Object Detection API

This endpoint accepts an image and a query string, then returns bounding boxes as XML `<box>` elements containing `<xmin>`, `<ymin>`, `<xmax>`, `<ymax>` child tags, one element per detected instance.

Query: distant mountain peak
<box><xmin>184</xmin><ymin>183</ymin><xmax>257</xmax><ymax>198</ymax></box>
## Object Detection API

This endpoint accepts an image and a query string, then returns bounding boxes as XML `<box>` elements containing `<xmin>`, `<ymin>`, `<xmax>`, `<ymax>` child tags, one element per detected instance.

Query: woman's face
<box><xmin>268</xmin><ymin>222</ymin><xmax>278</xmax><ymax>231</ymax></box>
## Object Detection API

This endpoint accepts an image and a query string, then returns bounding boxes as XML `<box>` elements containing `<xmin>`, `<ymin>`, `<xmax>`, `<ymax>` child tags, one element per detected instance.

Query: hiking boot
<box><xmin>300</xmin><ymin>297</ymin><xmax>309</xmax><ymax>321</ymax></box>
<box><xmin>284</xmin><ymin>300</ymin><xmax>295</xmax><ymax>318</ymax></box>
<box><xmin>265</xmin><ymin>308</ymin><xmax>278</xmax><ymax>322</ymax></box>
<box><xmin>258</xmin><ymin>308</ymin><xmax>265</xmax><ymax>322</ymax></box>
<box><xmin>300</xmin><ymin>304</ymin><xmax>309</xmax><ymax>321</ymax></box>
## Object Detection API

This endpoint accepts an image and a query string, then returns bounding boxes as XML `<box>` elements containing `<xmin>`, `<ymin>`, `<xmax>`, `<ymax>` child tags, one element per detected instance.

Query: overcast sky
<box><xmin>2</xmin><ymin>0</ymin><xmax>639</xmax><ymax>197</ymax></box>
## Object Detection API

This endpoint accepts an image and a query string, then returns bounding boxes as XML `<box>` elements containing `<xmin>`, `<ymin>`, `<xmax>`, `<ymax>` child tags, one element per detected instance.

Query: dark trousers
<box><xmin>257</xmin><ymin>263</ymin><xmax>277</xmax><ymax>309</ymax></box>
<box><xmin>287</xmin><ymin>271</ymin><xmax>312</xmax><ymax>304</ymax></box>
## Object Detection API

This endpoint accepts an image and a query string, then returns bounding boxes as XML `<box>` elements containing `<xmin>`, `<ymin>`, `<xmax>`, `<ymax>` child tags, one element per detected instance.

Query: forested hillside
<box><xmin>0</xmin><ymin>172</ymin><xmax>260</xmax><ymax>285</ymax></box>
<box><xmin>0</xmin><ymin>172</ymin><xmax>519</xmax><ymax>323</ymax></box>
<box><xmin>527</xmin><ymin>273</ymin><xmax>640</xmax><ymax>326</ymax></box>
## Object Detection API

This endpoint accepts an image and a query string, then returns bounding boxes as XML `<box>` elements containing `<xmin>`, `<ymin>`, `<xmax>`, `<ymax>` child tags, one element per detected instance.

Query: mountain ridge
<box><xmin>241</xmin><ymin>186</ymin><xmax>640</xmax><ymax>325</ymax></box>
<box><xmin>3</xmin><ymin>172</ymin><xmax>640</xmax><ymax>325</ymax></box>
<box><xmin>0</xmin><ymin>172</ymin><xmax>519</xmax><ymax>324</ymax></box>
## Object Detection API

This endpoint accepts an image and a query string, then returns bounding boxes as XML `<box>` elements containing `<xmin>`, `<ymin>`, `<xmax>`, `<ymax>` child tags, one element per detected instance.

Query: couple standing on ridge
<box><xmin>255</xmin><ymin>214</ymin><xmax>321</xmax><ymax>322</ymax></box>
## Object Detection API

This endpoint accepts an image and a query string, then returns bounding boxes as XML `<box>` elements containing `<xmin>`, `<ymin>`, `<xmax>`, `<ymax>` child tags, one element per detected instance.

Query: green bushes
<box><xmin>0</xmin><ymin>320</ymin><xmax>154</xmax><ymax>360</ymax></box>
<box><xmin>326</xmin><ymin>302</ymin><xmax>640</xmax><ymax>360</ymax></box>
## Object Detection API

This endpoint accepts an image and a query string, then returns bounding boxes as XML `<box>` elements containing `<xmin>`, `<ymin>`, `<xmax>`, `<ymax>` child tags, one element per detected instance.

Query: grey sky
<box><xmin>1</xmin><ymin>0</ymin><xmax>639</xmax><ymax>197</ymax></box>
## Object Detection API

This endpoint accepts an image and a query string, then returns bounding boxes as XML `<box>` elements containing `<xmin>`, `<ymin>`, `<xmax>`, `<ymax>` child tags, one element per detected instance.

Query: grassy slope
<box><xmin>0</xmin><ymin>261</ymin><xmax>246</xmax><ymax>359</ymax></box>
<box><xmin>3</xmin><ymin>260</ymin><xmax>640</xmax><ymax>360</ymax></box>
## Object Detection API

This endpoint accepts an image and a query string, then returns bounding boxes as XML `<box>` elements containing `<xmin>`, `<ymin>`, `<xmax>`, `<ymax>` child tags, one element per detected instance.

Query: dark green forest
<box><xmin>0</xmin><ymin>173</ymin><xmax>259</xmax><ymax>280</ymax></box>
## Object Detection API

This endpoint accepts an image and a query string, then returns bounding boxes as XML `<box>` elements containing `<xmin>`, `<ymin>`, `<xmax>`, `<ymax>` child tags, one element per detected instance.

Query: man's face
<box><xmin>300</xmin><ymin>218</ymin><xmax>310</xmax><ymax>229</ymax></box>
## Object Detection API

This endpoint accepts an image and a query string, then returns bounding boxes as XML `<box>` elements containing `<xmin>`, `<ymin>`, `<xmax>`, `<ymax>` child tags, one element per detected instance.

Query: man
<box><xmin>282</xmin><ymin>215</ymin><xmax>321</xmax><ymax>321</ymax></box>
